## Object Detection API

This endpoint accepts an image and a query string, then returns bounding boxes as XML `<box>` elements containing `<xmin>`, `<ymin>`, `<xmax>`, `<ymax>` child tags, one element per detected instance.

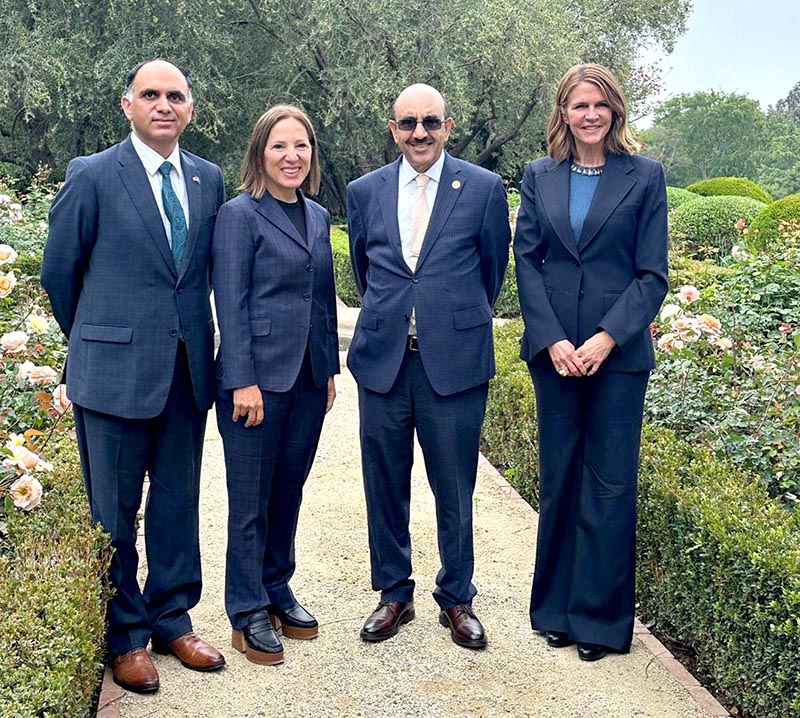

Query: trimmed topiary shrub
<box><xmin>670</xmin><ymin>195</ymin><xmax>765</xmax><ymax>259</ymax></box>
<box><xmin>749</xmin><ymin>193</ymin><xmax>800</xmax><ymax>246</ymax></box>
<box><xmin>666</xmin><ymin>186</ymin><xmax>696</xmax><ymax>211</ymax></box>
<box><xmin>330</xmin><ymin>226</ymin><xmax>361</xmax><ymax>307</ymax></box>
<box><xmin>0</xmin><ymin>436</ymin><xmax>111</xmax><ymax>718</ymax></box>
<box><xmin>686</xmin><ymin>176</ymin><xmax>773</xmax><ymax>204</ymax></box>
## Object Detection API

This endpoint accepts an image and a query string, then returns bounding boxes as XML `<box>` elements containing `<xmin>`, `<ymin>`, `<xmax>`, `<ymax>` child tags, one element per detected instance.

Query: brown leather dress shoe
<box><xmin>112</xmin><ymin>647</ymin><xmax>160</xmax><ymax>694</ymax></box>
<box><xmin>151</xmin><ymin>631</ymin><xmax>226</xmax><ymax>672</ymax></box>
<box><xmin>439</xmin><ymin>604</ymin><xmax>487</xmax><ymax>649</ymax></box>
<box><xmin>360</xmin><ymin>600</ymin><xmax>415</xmax><ymax>642</ymax></box>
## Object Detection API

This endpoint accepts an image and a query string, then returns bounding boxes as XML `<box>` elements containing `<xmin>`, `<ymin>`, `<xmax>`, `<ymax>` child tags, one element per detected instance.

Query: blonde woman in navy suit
<box><xmin>515</xmin><ymin>64</ymin><xmax>668</xmax><ymax>661</ymax></box>
<box><xmin>212</xmin><ymin>106</ymin><xmax>339</xmax><ymax>666</ymax></box>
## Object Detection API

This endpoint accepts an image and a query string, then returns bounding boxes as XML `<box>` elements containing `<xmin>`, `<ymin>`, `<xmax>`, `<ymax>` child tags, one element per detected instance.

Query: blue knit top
<box><xmin>569</xmin><ymin>167</ymin><xmax>602</xmax><ymax>243</ymax></box>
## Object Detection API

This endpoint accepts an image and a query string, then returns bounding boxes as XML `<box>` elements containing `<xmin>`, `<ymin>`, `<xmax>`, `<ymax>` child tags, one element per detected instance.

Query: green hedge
<box><xmin>330</xmin><ymin>226</ymin><xmax>520</xmax><ymax>317</ymax></box>
<box><xmin>750</xmin><ymin>193</ymin><xmax>800</xmax><ymax>245</ymax></box>
<box><xmin>670</xmin><ymin>195</ymin><xmax>765</xmax><ymax>259</ymax></box>
<box><xmin>331</xmin><ymin>226</ymin><xmax>361</xmax><ymax>307</ymax></box>
<box><xmin>686</xmin><ymin>176</ymin><xmax>773</xmax><ymax>204</ymax></box>
<box><xmin>483</xmin><ymin>320</ymin><xmax>800</xmax><ymax>718</ymax></box>
<box><xmin>638</xmin><ymin>425</ymin><xmax>800</xmax><ymax>718</ymax></box>
<box><xmin>666</xmin><ymin>186</ymin><xmax>697</xmax><ymax>211</ymax></box>
<box><xmin>0</xmin><ymin>436</ymin><xmax>111</xmax><ymax>718</ymax></box>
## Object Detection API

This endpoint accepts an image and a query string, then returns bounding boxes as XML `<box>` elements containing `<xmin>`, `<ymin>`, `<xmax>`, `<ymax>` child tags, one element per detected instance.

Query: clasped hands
<box><xmin>547</xmin><ymin>330</ymin><xmax>616</xmax><ymax>378</ymax></box>
<box><xmin>232</xmin><ymin>376</ymin><xmax>337</xmax><ymax>427</ymax></box>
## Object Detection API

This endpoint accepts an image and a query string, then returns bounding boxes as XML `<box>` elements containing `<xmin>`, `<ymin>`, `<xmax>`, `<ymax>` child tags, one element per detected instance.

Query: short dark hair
<box><xmin>124</xmin><ymin>59</ymin><xmax>193</xmax><ymax>101</ymax></box>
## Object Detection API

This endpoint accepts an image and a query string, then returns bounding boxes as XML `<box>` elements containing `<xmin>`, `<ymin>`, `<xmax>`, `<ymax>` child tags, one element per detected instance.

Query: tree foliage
<box><xmin>0</xmin><ymin>0</ymin><xmax>691</xmax><ymax>213</ymax></box>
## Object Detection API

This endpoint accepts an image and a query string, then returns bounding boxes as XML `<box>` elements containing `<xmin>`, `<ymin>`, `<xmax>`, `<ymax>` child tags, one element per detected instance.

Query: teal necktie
<box><xmin>159</xmin><ymin>161</ymin><xmax>188</xmax><ymax>271</ymax></box>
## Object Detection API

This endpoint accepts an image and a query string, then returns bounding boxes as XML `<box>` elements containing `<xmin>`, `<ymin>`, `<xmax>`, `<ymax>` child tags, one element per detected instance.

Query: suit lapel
<box><xmin>537</xmin><ymin>159</ymin><xmax>579</xmax><ymax>262</ymax></box>
<box><xmin>254</xmin><ymin>192</ymin><xmax>309</xmax><ymax>251</ymax></box>
<box><xmin>577</xmin><ymin>152</ymin><xmax>637</xmax><ymax>251</ymax></box>
<box><xmin>377</xmin><ymin>159</ymin><xmax>408</xmax><ymax>272</ymax></box>
<box><xmin>116</xmin><ymin>138</ymin><xmax>177</xmax><ymax>277</ymax></box>
<box><xmin>416</xmin><ymin>153</ymin><xmax>462</xmax><ymax>270</ymax></box>
<box><xmin>179</xmin><ymin>152</ymin><xmax>202</xmax><ymax>279</ymax></box>
<box><xmin>302</xmin><ymin>193</ymin><xmax>318</xmax><ymax>252</ymax></box>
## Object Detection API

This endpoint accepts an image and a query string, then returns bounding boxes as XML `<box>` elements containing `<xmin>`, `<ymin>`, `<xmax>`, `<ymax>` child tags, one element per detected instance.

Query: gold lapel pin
<box><xmin>192</xmin><ymin>176</ymin><xmax>200</xmax><ymax>184</ymax></box>
<box><xmin>452</xmin><ymin>180</ymin><xmax>461</xmax><ymax>190</ymax></box>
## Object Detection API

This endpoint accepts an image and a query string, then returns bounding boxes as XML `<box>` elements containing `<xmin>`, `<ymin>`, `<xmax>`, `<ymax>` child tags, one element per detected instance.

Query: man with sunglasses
<box><xmin>347</xmin><ymin>83</ymin><xmax>510</xmax><ymax>649</ymax></box>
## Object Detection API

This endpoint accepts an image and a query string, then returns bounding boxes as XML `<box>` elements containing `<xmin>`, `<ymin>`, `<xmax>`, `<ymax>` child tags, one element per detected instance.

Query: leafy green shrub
<box><xmin>493</xmin><ymin>255</ymin><xmax>520</xmax><ymax>319</ymax></box>
<box><xmin>686</xmin><ymin>176</ymin><xmax>773</xmax><ymax>204</ymax></box>
<box><xmin>670</xmin><ymin>195</ymin><xmax>765</xmax><ymax>259</ymax></box>
<box><xmin>750</xmin><ymin>193</ymin><xmax>800</xmax><ymax>245</ymax></box>
<box><xmin>666</xmin><ymin>186</ymin><xmax>696</xmax><ymax>211</ymax></box>
<box><xmin>0</xmin><ymin>436</ymin><xmax>111</xmax><ymax>718</ymax></box>
<box><xmin>482</xmin><ymin>319</ymin><xmax>538</xmax><ymax>506</ymax></box>
<box><xmin>637</xmin><ymin>425</ymin><xmax>800</xmax><ymax>718</ymax></box>
<box><xmin>330</xmin><ymin>226</ymin><xmax>361</xmax><ymax>307</ymax></box>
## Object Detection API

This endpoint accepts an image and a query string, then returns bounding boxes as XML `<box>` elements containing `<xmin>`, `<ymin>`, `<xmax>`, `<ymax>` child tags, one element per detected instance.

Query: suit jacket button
<box><xmin>306</xmin><ymin>264</ymin><xmax>313</xmax><ymax>272</ymax></box>
<box><xmin>303</xmin><ymin>294</ymin><xmax>311</xmax><ymax>301</ymax></box>
<box><xmin>412</xmin><ymin>277</ymin><xmax>420</xmax><ymax>284</ymax></box>
<box><xmin>579</xmin><ymin>290</ymin><xmax>584</xmax><ymax>299</ymax></box>
<box><xmin>169</xmin><ymin>329</ymin><xmax>178</xmax><ymax>337</ymax></box>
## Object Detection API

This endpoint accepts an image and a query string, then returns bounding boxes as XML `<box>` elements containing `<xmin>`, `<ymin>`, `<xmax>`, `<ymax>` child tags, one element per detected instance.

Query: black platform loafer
<box><xmin>270</xmin><ymin>602</ymin><xmax>319</xmax><ymax>640</ymax></box>
<box><xmin>231</xmin><ymin>610</ymin><xmax>284</xmax><ymax>665</ymax></box>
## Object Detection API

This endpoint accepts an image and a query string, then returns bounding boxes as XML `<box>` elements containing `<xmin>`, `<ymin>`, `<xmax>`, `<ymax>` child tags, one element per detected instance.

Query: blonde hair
<box><xmin>239</xmin><ymin>105</ymin><xmax>321</xmax><ymax>199</ymax></box>
<box><xmin>547</xmin><ymin>63</ymin><xmax>639</xmax><ymax>162</ymax></box>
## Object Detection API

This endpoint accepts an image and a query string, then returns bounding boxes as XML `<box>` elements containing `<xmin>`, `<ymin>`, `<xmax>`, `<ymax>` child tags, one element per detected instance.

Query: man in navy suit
<box><xmin>347</xmin><ymin>84</ymin><xmax>510</xmax><ymax>649</ymax></box>
<box><xmin>41</xmin><ymin>60</ymin><xmax>226</xmax><ymax>693</ymax></box>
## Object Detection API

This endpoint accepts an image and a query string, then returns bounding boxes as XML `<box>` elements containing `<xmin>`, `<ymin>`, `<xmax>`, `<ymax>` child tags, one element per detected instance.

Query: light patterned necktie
<box><xmin>159</xmin><ymin>161</ymin><xmax>188</xmax><ymax>271</ymax></box>
<box><xmin>409</xmin><ymin>173</ymin><xmax>430</xmax><ymax>270</ymax></box>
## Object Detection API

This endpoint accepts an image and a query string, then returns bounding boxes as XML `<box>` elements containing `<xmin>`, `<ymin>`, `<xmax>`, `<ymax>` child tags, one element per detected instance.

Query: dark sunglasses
<box><xmin>395</xmin><ymin>116</ymin><xmax>444</xmax><ymax>132</ymax></box>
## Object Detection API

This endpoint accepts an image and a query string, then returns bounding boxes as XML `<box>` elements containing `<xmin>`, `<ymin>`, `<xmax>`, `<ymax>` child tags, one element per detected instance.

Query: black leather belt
<box><xmin>407</xmin><ymin>335</ymin><xmax>420</xmax><ymax>351</ymax></box>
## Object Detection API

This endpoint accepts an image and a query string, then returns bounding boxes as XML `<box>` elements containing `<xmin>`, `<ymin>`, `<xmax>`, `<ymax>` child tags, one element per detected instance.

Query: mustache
<box><xmin>407</xmin><ymin>138</ymin><xmax>433</xmax><ymax>146</ymax></box>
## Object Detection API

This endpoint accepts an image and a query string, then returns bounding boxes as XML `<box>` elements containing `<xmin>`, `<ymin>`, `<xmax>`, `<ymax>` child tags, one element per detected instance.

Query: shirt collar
<box><xmin>399</xmin><ymin>151</ymin><xmax>445</xmax><ymax>187</ymax></box>
<box><xmin>130</xmin><ymin>132</ymin><xmax>183</xmax><ymax>179</ymax></box>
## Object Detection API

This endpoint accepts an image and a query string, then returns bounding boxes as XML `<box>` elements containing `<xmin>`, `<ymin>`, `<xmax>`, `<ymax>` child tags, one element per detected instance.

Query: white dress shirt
<box><xmin>130</xmin><ymin>131</ymin><xmax>190</xmax><ymax>247</ymax></box>
<box><xmin>397</xmin><ymin>152</ymin><xmax>444</xmax><ymax>268</ymax></box>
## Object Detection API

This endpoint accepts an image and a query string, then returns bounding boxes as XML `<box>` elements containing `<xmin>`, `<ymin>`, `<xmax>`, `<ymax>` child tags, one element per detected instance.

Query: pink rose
<box><xmin>1</xmin><ymin>330</ymin><xmax>29</xmax><ymax>353</ymax></box>
<box><xmin>735</xmin><ymin>218</ymin><xmax>746</xmax><ymax>232</ymax></box>
<box><xmin>677</xmin><ymin>285</ymin><xmax>700</xmax><ymax>305</ymax></box>
<box><xmin>9</xmin><ymin>475</ymin><xmax>43</xmax><ymax>511</ymax></box>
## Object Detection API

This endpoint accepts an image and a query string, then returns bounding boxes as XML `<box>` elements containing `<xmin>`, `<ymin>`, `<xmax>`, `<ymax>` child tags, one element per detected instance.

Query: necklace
<box><xmin>570</xmin><ymin>162</ymin><xmax>604</xmax><ymax>176</ymax></box>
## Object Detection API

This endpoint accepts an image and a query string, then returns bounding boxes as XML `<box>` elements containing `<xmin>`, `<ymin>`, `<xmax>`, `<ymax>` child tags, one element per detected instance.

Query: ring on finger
<box><xmin>558</xmin><ymin>366</ymin><xmax>568</xmax><ymax>377</ymax></box>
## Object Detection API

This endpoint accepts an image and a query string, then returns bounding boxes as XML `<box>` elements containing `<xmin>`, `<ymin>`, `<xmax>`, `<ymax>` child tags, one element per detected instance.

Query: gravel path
<box><xmin>120</xmin><ymin>356</ymin><xmax>706</xmax><ymax>718</ymax></box>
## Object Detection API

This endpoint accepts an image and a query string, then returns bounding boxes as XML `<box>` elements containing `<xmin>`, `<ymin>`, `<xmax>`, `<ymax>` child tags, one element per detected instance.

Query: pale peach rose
<box><xmin>26</xmin><ymin>314</ymin><xmax>50</xmax><ymax>335</ymax></box>
<box><xmin>779</xmin><ymin>323</ymin><xmax>793</xmax><ymax>335</ymax></box>
<box><xmin>715</xmin><ymin>337</ymin><xmax>733</xmax><ymax>351</ymax></box>
<box><xmin>657</xmin><ymin>333</ymin><xmax>684</xmax><ymax>352</ymax></box>
<box><xmin>0</xmin><ymin>244</ymin><xmax>18</xmax><ymax>265</ymax></box>
<box><xmin>16</xmin><ymin>360</ymin><xmax>34</xmax><ymax>382</ymax></box>
<box><xmin>27</xmin><ymin>364</ymin><xmax>58</xmax><ymax>385</ymax></box>
<box><xmin>696</xmin><ymin>313</ymin><xmax>722</xmax><ymax>335</ymax></box>
<box><xmin>9</xmin><ymin>475</ymin><xmax>43</xmax><ymax>511</ymax></box>
<box><xmin>677</xmin><ymin>285</ymin><xmax>700</xmax><ymax>305</ymax></box>
<box><xmin>659</xmin><ymin>304</ymin><xmax>681</xmax><ymax>322</ymax></box>
<box><xmin>731</xmin><ymin>244</ymin><xmax>747</xmax><ymax>261</ymax></box>
<box><xmin>7</xmin><ymin>203</ymin><xmax>22</xmax><ymax>222</ymax></box>
<box><xmin>4</xmin><ymin>444</ymin><xmax>41</xmax><ymax>472</ymax></box>
<box><xmin>52</xmin><ymin>384</ymin><xmax>72</xmax><ymax>414</ymax></box>
<box><xmin>1</xmin><ymin>330</ymin><xmax>29</xmax><ymax>353</ymax></box>
<box><xmin>38</xmin><ymin>221</ymin><xmax>48</xmax><ymax>233</ymax></box>
<box><xmin>0</xmin><ymin>271</ymin><xmax>17</xmax><ymax>298</ymax></box>
<box><xmin>0</xmin><ymin>194</ymin><xmax>11</xmax><ymax>206</ymax></box>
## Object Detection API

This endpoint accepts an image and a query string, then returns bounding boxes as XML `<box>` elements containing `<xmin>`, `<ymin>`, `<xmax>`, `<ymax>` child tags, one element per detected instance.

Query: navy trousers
<box><xmin>217</xmin><ymin>353</ymin><xmax>327</xmax><ymax>630</ymax></box>
<box><xmin>73</xmin><ymin>342</ymin><xmax>206</xmax><ymax>657</ymax></box>
<box><xmin>358</xmin><ymin>347</ymin><xmax>488</xmax><ymax>610</ymax></box>
<box><xmin>528</xmin><ymin>360</ymin><xmax>649</xmax><ymax>652</ymax></box>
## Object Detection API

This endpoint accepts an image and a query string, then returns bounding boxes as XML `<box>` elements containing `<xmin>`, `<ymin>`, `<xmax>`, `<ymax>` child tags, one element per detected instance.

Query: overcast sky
<box><xmin>636</xmin><ymin>0</ymin><xmax>800</xmax><ymax>126</ymax></box>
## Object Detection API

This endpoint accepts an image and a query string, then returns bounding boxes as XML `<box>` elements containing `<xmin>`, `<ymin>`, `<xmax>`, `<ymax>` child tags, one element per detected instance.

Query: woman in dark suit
<box><xmin>514</xmin><ymin>64</ymin><xmax>668</xmax><ymax>661</ymax></box>
<box><xmin>212</xmin><ymin>105</ymin><xmax>339</xmax><ymax>666</ymax></box>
